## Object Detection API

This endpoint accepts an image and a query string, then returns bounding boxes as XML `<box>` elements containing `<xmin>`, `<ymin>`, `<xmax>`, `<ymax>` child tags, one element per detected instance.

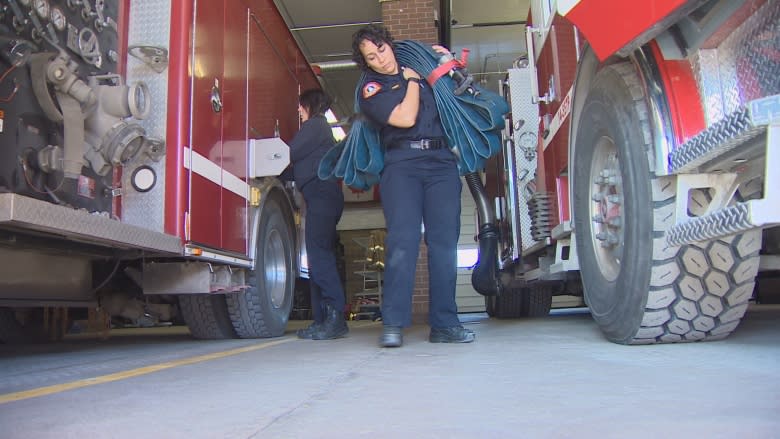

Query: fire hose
<box><xmin>318</xmin><ymin>40</ymin><xmax>508</xmax><ymax>187</ymax></box>
<box><xmin>318</xmin><ymin>40</ymin><xmax>509</xmax><ymax>295</ymax></box>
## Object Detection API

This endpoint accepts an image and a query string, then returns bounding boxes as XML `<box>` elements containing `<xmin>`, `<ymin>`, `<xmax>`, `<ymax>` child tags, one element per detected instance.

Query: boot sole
<box><xmin>380</xmin><ymin>334</ymin><xmax>403</xmax><ymax>348</ymax></box>
<box><xmin>429</xmin><ymin>334</ymin><xmax>476</xmax><ymax>343</ymax></box>
<box><xmin>311</xmin><ymin>328</ymin><xmax>349</xmax><ymax>340</ymax></box>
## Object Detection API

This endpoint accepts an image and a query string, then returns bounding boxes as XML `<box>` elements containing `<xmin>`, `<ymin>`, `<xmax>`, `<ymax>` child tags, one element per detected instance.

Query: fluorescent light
<box><xmin>332</xmin><ymin>126</ymin><xmax>346</xmax><ymax>141</ymax></box>
<box><xmin>457</xmin><ymin>247</ymin><xmax>479</xmax><ymax>268</ymax></box>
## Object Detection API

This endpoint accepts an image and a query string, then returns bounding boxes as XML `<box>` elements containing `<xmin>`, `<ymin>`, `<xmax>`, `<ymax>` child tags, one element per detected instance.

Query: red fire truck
<box><xmin>0</xmin><ymin>0</ymin><xmax>320</xmax><ymax>341</ymax></box>
<box><xmin>487</xmin><ymin>0</ymin><xmax>779</xmax><ymax>343</ymax></box>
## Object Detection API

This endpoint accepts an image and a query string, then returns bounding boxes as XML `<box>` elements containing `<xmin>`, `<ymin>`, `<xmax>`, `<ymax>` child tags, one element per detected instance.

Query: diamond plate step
<box><xmin>666</xmin><ymin>203</ymin><xmax>754</xmax><ymax>246</ymax></box>
<box><xmin>0</xmin><ymin>193</ymin><xmax>182</xmax><ymax>254</ymax></box>
<box><xmin>669</xmin><ymin>95</ymin><xmax>779</xmax><ymax>174</ymax></box>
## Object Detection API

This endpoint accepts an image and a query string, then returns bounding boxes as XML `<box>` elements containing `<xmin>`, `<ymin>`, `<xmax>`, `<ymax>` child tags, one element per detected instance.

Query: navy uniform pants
<box><xmin>303</xmin><ymin>180</ymin><xmax>345</xmax><ymax>322</ymax></box>
<box><xmin>379</xmin><ymin>150</ymin><xmax>462</xmax><ymax>328</ymax></box>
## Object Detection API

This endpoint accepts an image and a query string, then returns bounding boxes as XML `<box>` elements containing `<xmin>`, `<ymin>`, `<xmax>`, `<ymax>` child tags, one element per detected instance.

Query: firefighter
<box><xmin>290</xmin><ymin>89</ymin><xmax>348</xmax><ymax>340</ymax></box>
<box><xmin>351</xmin><ymin>24</ymin><xmax>475</xmax><ymax>347</ymax></box>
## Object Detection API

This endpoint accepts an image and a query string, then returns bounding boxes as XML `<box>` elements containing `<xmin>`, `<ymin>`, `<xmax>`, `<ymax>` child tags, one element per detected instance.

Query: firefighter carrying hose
<box><xmin>351</xmin><ymin>24</ymin><xmax>476</xmax><ymax>348</ymax></box>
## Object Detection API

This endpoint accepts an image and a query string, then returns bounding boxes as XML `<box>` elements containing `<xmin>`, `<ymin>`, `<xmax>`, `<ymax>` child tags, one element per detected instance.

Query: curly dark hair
<box><xmin>299</xmin><ymin>89</ymin><xmax>332</xmax><ymax>118</ymax></box>
<box><xmin>351</xmin><ymin>24</ymin><xmax>395</xmax><ymax>71</ymax></box>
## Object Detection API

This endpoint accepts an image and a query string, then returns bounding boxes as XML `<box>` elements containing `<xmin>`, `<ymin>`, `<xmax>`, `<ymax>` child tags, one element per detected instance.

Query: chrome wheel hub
<box><xmin>589</xmin><ymin>136</ymin><xmax>625</xmax><ymax>282</ymax></box>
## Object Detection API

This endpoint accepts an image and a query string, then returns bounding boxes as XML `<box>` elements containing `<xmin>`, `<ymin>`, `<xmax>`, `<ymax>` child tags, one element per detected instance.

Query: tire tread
<box><xmin>179</xmin><ymin>295</ymin><xmax>236</xmax><ymax>340</ymax></box>
<box><xmin>614</xmin><ymin>64</ymin><xmax>759</xmax><ymax>344</ymax></box>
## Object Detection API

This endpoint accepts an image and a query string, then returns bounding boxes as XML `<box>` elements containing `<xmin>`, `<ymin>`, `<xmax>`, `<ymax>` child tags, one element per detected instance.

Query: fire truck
<box><xmin>486</xmin><ymin>0</ymin><xmax>779</xmax><ymax>343</ymax></box>
<box><xmin>0</xmin><ymin>0</ymin><xmax>320</xmax><ymax>342</ymax></box>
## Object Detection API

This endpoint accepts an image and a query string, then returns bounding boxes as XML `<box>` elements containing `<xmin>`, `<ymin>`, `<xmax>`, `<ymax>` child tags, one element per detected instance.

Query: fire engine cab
<box><xmin>0</xmin><ymin>0</ymin><xmax>319</xmax><ymax>342</ymax></box>
<box><xmin>488</xmin><ymin>0</ymin><xmax>779</xmax><ymax>343</ymax></box>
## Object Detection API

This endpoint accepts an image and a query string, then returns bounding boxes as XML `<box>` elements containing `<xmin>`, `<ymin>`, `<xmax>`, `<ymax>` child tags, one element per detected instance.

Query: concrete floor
<box><xmin>0</xmin><ymin>305</ymin><xmax>778</xmax><ymax>438</ymax></box>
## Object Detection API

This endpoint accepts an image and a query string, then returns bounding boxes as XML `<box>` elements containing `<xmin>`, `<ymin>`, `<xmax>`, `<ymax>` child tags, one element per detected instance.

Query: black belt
<box><xmin>390</xmin><ymin>138</ymin><xmax>446</xmax><ymax>150</ymax></box>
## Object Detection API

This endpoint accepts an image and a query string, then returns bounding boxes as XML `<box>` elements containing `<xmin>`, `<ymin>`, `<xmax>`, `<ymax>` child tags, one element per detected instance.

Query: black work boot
<box><xmin>311</xmin><ymin>305</ymin><xmax>348</xmax><ymax>340</ymax></box>
<box><xmin>379</xmin><ymin>326</ymin><xmax>403</xmax><ymax>348</ymax></box>
<box><xmin>429</xmin><ymin>325</ymin><xmax>476</xmax><ymax>343</ymax></box>
<box><xmin>296</xmin><ymin>321</ymin><xmax>323</xmax><ymax>339</ymax></box>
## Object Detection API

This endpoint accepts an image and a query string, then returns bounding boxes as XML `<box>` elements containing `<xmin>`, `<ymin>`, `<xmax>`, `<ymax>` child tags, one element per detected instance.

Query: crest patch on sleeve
<box><xmin>363</xmin><ymin>82</ymin><xmax>381</xmax><ymax>99</ymax></box>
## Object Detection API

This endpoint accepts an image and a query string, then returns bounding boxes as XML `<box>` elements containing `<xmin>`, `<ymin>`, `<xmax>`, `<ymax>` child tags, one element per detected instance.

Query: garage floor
<box><xmin>1</xmin><ymin>305</ymin><xmax>778</xmax><ymax>438</ymax></box>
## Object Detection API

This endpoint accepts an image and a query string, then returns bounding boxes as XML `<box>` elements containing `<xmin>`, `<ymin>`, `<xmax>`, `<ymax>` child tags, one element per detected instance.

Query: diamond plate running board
<box><xmin>666</xmin><ymin>202</ymin><xmax>753</xmax><ymax>246</ymax></box>
<box><xmin>0</xmin><ymin>193</ymin><xmax>182</xmax><ymax>254</ymax></box>
<box><xmin>669</xmin><ymin>95</ymin><xmax>779</xmax><ymax>174</ymax></box>
<box><xmin>667</xmin><ymin>122</ymin><xmax>780</xmax><ymax>246</ymax></box>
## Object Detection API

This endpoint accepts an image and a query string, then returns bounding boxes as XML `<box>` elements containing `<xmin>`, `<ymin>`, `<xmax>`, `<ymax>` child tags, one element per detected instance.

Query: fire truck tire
<box><xmin>486</xmin><ymin>286</ymin><xmax>552</xmax><ymax>318</ymax></box>
<box><xmin>178</xmin><ymin>295</ymin><xmax>236</xmax><ymax>340</ymax></box>
<box><xmin>484</xmin><ymin>295</ymin><xmax>497</xmax><ymax>317</ymax></box>
<box><xmin>492</xmin><ymin>289</ymin><xmax>523</xmax><ymax>318</ymax></box>
<box><xmin>572</xmin><ymin>63</ymin><xmax>761</xmax><ymax>344</ymax></box>
<box><xmin>0</xmin><ymin>307</ymin><xmax>68</xmax><ymax>343</ymax></box>
<box><xmin>0</xmin><ymin>307</ymin><xmax>28</xmax><ymax>344</ymax></box>
<box><xmin>522</xmin><ymin>286</ymin><xmax>553</xmax><ymax>317</ymax></box>
<box><xmin>226</xmin><ymin>197</ymin><xmax>294</xmax><ymax>338</ymax></box>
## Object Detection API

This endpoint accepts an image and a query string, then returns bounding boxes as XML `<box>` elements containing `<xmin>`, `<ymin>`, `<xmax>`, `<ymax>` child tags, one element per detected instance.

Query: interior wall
<box><xmin>450</xmin><ymin>0</ymin><xmax>529</xmax><ymax>95</ymax></box>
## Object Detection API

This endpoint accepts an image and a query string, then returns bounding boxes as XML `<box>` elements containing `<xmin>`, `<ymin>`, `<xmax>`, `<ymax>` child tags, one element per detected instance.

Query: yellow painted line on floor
<box><xmin>0</xmin><ymin>337</ymin><xmax>293</xmax><ymax>405</ymax></box>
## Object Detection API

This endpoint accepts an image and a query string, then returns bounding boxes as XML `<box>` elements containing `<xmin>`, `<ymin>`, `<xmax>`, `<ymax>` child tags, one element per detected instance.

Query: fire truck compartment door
<box><xmin>249</xmin><ymin>138</ymin><xmax>291</xmax><ymax>177</ymax></box>
<box><xmin>558</xmin><ymin>0</ymin><xmax>687</xmax><ymax>61</ymax></box>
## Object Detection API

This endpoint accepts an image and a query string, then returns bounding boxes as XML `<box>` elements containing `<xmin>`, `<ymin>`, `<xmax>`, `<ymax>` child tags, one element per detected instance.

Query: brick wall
<box><xmin>411</xmin><ymin>242</ymin><xmax>429</xmax><ymax>324</ymax></box>
<box><xmin>380</xmin><ymin>0</ymin><xmax>438</xmax><ymax>44</ymax></box>
<box><xmin>379</xmin><ymin>0</ymin><xmax>439</xmax><ymax>324</ymax></box>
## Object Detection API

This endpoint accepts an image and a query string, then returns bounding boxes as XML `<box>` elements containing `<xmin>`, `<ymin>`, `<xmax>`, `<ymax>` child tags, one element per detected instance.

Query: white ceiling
<box><xmin>273</xmin><ymin>0</ymin><xmax>530</xmax><ymax>121</ymax></box>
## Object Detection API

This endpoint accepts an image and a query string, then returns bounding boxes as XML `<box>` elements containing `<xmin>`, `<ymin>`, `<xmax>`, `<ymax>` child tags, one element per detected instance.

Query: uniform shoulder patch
<box><xmin>363</xmin><ymin>81</ymin><xmax>381</xmax><ymax>99</ymax></box>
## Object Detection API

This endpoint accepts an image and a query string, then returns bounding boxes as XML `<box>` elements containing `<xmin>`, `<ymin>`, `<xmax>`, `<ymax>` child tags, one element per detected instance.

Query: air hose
<box><xmin>318</xmin><ymin>40</ymin><xmax>508</xmax><ymax>296</ymax></box>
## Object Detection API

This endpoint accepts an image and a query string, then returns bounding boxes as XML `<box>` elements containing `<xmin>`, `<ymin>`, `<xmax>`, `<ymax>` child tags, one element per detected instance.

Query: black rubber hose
<box><xmin>464</xmin><ymin>172</ymin><xmax>501</xmax><ymax>296</ymax></box>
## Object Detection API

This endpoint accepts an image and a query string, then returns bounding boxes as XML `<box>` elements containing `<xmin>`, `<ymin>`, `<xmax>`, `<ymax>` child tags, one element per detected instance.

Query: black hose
<box><xmin>465</xmin><ymin>172</ymin><xmax>494</xmax><ymax>224</ymax></box>
<box><xmin>465</xmin><ymin>172</ymin><xmax>501</xmax><ymax>296</ymax></box>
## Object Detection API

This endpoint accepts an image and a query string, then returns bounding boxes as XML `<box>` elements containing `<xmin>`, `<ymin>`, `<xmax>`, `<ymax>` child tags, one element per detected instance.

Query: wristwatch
<box><xmin>407</xmin><ymin>77</ymin><xmax>421</xmax><ymax>84</ymax></box>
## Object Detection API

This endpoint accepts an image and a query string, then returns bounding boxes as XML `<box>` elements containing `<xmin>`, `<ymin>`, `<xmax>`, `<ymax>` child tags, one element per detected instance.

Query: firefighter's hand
<box><xmin>401</xmin><ymin>66</ymin><xmax>421</xmax><ymax>81</ymax></box>
<box><xmin>432</xmin><ymin>45</ymin><xmax>451</xmax><ymax>56</ymax></box>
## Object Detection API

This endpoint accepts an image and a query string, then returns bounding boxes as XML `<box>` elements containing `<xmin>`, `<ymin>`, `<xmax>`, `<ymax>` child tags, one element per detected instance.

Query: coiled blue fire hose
<box><xmin>318</xmin><ymin>40</ymin><xmax>509</xmax><ymax>189</ymax></box>
<box><xmin>318</xmin><ymin>40</ymin><xmax>509</xmax><ymax>295</ymax></box>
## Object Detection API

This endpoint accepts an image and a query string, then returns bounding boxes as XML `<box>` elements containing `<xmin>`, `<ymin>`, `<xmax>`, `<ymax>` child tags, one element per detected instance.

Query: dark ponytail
<box><xmin>299</xmin><ymin>89</ymin><xmax>332</xmax><ymax>118</ymax></box>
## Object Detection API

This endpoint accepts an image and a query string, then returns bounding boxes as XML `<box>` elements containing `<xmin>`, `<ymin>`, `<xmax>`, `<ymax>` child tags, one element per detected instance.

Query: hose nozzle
<box><xmin>437</xmin><ymin>51</ymin><xmax>478</xmax><ymax>97</ymax></box>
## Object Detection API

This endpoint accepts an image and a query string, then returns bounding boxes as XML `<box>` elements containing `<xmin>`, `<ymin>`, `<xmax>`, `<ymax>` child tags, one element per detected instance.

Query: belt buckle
<box><xmin>420</xmin><ymin>139</ymin><xmax>431</xmax><ymax>150</ymax></box>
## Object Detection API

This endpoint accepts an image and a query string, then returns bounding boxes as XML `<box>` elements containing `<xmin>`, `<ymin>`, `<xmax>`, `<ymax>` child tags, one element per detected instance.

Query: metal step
<box><xmin>669</xmin><ymin>95</ymin><xmax>778</xmax><ymax>174</ymax></box>
<box><xmin>666</xmin><ymin>202</ymin><xmax>752</xmax><ymax>246</ymax></box>
<box><xmin>667</xmin><ymin>122</ymin><xmax>780</xmax><ymax>246</ymax></box>
<box><xmin>0</xmin><ymin>193</ymin><xmax>182</xmax><ymax>254</ymax></box>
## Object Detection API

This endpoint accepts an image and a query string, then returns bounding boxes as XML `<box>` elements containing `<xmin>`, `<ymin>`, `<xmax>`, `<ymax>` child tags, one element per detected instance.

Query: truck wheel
<box><xmin>521</xmin><ymin>285</ymin><xmax>552</xmax><ymax>317</ymax></box>
<box><xmin>486</xmin><ymin>286</ymin><xmax>551</xmax><ymax>318</ymax></box>
<box><xmin>573</xmin><ymin>63</ymin><xmax>761</xmax><ymax>344</ymax></box>
<box><xmin>0</xmin><ymin>307</ymin><xmax>28</xmax><ymax>344</ymax></box>
<box><xmin>0</xmin><ymin>307</ymin><xmax>68</xmax><ymax>343</ymax></box>
<box><xmin>484</xmin><ymin>296</ymin><xmax>497</xmax><ymax>317</ymax></box>
<box><xmin>178</xmin><ymin>295</ymin><xmax>236</xmax><ymax>340</ymax></box>
<box><xmin>227</xmin><ymin>196</ymin><xmax>294</xmax><ymax>338</ymax></box>
<box><xmin>492</xmin><ymin>289</ymin><xmax>523</xmax><ymax>318</ymax></box>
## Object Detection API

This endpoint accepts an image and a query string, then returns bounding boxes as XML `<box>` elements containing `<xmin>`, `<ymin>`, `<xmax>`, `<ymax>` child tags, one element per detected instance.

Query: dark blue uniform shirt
<box><xmin>289</xmin><ymin>115</ymin><xmax>334</xmax><ymax>190</ymax></box>
<box><xmin>358</xmin><ymin>68</ymin><xmax>446</xmax><ymax>154</ymax></box>
<box><xmin>289</xmin><ymin>115</ymin><xmax>343</xmax><ymax>216</ymax></box>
